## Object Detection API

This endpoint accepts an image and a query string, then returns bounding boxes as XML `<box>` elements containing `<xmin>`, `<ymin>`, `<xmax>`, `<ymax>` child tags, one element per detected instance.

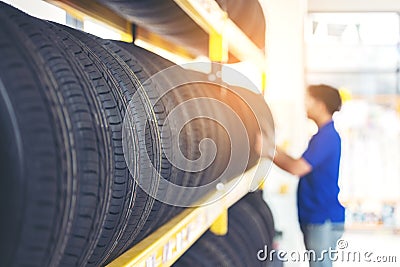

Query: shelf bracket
<box><xmin>209</xmin><ymin>208</ymin><xmax>228</xmax><ymax>236</ymax></box>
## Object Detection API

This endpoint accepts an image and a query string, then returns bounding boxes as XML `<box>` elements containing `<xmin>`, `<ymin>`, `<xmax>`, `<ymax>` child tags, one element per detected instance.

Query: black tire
<box><xmin>0</xmin><ymin>3</ymin><xmax>113</xmax><ymax>266</ymax></box>
<box><xmin>97</xmin><ymin>0</ymin><xmax>209</xmax><ymax>56</ymax></box>
<box><xmin>49</xmin><ymin>24</ymin><xmax>162</xmax><ymax>265</ymax></box>
<box><xmin>98</xmin><ymin>0</ymin><xmax>265</xmax><ymax>62</ymax></box>
<box><xmin>216</xmin><ymin>0</ymin><xmax>266</xmax><ymax>61</ymax></box>
<box><xmin>104</xmin><ymin>42</ymin><xmax>212</xmax><ymax>237</ymax></box>
<box><xmin>243</xmin><ymin>190</ymin><xmax>275</xmax><ymax>247</ymax></box>
<box><xmin>108</xmin><ymin>43</ymin><xmax>189</xmax><ymax>241</ymax></box>
<box><xmin>174</xmin><ymin>192</ymin><xmax>275</xmax><ymax>267</ymax></box>
<box><xmin>0</xmin><ymin>4</ymin><xmax>274</xmax><ymax>266</ymax></box>
<box><xmin>175</xmin><ymin>232</ymin><xmax>243</xmax><ymax>267</ymax></box>
<box><xmin>229</xmin><ymin>196</ymin><xmax>272</xmax><ymax>266</ymax></box>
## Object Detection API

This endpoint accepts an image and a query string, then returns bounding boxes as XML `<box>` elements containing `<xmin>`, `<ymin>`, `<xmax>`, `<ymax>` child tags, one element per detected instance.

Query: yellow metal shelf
<box><xmin>172</xmin><ymin>0</ymin><xmax>267</xmax><ymax>93</ymax></box>
<box><xmin>107</xmin><ymin>160</ymin><xmax>269</xmax><ymax>267</ymax></box>
<box><xmin>173</xmin><ymin>0</ymin><xmax>266</xmax><ymax>71</ymax></box>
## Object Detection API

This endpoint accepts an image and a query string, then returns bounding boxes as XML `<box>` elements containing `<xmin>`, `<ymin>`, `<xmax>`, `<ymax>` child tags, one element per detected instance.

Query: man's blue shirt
<box><xmin>298</xmin><ymin>121</ymin><xmax>345</xmax><ymax>224</ymax></box>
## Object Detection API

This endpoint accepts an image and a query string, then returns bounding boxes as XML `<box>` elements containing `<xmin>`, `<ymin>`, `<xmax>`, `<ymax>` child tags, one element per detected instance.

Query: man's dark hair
<box><xmin>307</xmin><ymin>84</ymin><xmax>342</xmax><ymax>115</ymax></box>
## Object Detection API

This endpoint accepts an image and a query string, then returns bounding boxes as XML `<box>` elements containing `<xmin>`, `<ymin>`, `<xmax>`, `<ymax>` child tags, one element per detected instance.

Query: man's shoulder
<box><xmin>312</xmin><ymin>122</ymin><xmax>340</xmax><ymax>144</ymax></box>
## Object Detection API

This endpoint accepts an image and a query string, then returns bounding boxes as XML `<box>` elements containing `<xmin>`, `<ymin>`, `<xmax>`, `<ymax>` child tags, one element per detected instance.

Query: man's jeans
<box><xmin>300</xmin><ymin>220</ymin><xmax>344</xmax><ymax>267</ymax></box>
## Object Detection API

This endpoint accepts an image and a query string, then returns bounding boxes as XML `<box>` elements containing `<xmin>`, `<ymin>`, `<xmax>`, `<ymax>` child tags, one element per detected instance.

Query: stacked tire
<box><xmin>174</xmin><ymin>191</ymin><xmax>275</xmax><ymax>267</ymax></box>
<box><xmin>0</xmin><ymin>3</ymin><xmax>274</xmax><ymax>267</ymax></box>
<box><xmin>97</xmin><ymin>0</ymin><xmax>266</xmax><ymax>62</ymax></box>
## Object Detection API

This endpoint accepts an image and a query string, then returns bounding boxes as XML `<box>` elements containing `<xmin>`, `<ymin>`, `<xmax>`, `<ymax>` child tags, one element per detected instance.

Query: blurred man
<box><xmin>258</xmin><ymin>84</ymin><xmax>345</xmax><ymax>267</ymax></box>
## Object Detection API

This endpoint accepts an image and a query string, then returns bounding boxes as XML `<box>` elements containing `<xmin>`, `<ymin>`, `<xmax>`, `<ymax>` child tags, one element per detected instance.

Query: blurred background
<box><xmin>262</xmin><ymin>1</ymin><xmax>400</xmax><ymax>266</ymax></box>
<box><xmin>2</xmin><ymin>0</ymin><xmax>400</xmax><ymax>266</ymax></box>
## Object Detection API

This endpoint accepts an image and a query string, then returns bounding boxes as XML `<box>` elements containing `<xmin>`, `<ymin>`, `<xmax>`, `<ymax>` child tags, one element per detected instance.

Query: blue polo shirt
<box><xmin>297</xmin><ymin>121</ymin><xmax>345</xmax><ymax>224</ymax></box>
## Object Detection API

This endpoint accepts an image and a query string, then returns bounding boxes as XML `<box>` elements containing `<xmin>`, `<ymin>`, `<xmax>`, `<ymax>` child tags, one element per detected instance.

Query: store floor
<box><xmin>264</xmin><ymin>191</ymin><xmax>400</xmax><ymax>267</ymax></box>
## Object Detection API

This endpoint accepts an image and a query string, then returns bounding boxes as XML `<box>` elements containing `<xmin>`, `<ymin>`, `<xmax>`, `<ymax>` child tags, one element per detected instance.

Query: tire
<box><xmin>174</xmin><ymin>191</ymin><xmax>275</xmax><ymax>267</ymax></box>
<box><xmin>97</xmin><ymin>0</ymin><xmax>265</xmax><ymax>62</ymax></box>
<box><xmin>175</xmin><ymin>232</ymin><xmax>242</xmax><ymax>267</ymax></box>
<box><xmin>0</xmin><ymin>3</ymin><xmax>113</xmax><ymax>266</ymax></box>
<box><xmin>97</xmin><ymin>0</ymin><xmax>209</xmax><ymax>56</ymax></box>
<box><xmin>0</xmin><ymin>4</ymin><xmax>274</xmax><ymax>266</ymax></box>
<box><xmin>229</xmin><ymin>196</ymin><xmax>272</xmax><ymax>266</ymax></box>
<box><xmin>107</xmin><ymin>42</ymin><xmax>189</xmax><ymax>241</ymax></box>
<box><xmin>104</xmin><ymin>42</ymin><xmax>211</xmax><ymax>239</ymax></box>
<box><xmin>50</xmin><ymin>24</ymin><xmax>162</xmax><ymax>265</ymax></box>
<box><xmin>243</xmin><ymin>190</ymin><xmax>275</xmax><ymax>247</ymax></box>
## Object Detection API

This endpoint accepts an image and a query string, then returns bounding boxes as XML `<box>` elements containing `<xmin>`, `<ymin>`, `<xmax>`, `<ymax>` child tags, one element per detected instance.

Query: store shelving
<box><xmin>42</xmin><ymin>1</ymin><xmax>269</xmax><ymax>265</ymax></box>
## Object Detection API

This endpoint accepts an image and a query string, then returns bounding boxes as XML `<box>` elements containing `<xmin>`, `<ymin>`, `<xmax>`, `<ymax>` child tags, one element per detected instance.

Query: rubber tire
<box><xmin>98</xmin><ymin>0</ymin><xmax>265</xmax><ymax>62</ymax></box>
<box><xmin>174</xmin><ymin>191</ymin><xmax>275</xmax><ymax>267</ymax></box>
<box><xmin>50</xmin><ymin>24</ymin><xmax>162</xmax><ymax>265</ymax></box>
<box><xmin>0</xmin><ymin>3</ymin><xmax>113</xmax><ymax>266</ymax></box>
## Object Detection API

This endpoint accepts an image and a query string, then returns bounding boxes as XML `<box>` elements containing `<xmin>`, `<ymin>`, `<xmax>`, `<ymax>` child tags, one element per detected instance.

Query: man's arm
<box><xmin>256</xmin><ymin>134</ymin><xmax>312</xmax><ymax>177</ymax></box>
<box><xmin>273</xmin><ymin>147</ymin><xmax>312</xmax><ymax>177</ymax></box>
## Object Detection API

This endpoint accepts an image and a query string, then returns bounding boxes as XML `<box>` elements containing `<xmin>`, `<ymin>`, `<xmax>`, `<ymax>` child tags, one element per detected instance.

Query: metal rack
<box><xmin>43</xmin><ymin>1</ymin><xmax>269</xmax><ymax>266</ymax></box>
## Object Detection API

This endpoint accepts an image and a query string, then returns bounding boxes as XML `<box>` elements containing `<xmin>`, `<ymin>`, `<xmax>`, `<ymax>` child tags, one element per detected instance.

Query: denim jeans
<box><xmin>300</xmin><ymin>220</ymin><xmax>344</xmax><ymax>267</ymax></box>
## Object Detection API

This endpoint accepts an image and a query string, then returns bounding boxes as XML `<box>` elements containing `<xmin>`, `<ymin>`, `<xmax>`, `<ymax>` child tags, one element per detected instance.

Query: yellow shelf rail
<box><xmin>173</xmin><ymin>0</ymin><xmax>267</xmax><ymax>93</ymax></box>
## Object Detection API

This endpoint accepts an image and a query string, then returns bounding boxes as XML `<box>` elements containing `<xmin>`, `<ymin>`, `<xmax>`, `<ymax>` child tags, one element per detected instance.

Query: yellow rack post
<box><xmin>173</xmin><ymin>0</ymin><xmax>267</xmax><ymax>94</ymax></box>
<box><xmin>173</xmin><ymin>0</ymin><xmax>266</xmax><ymax>71</ymax></box>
